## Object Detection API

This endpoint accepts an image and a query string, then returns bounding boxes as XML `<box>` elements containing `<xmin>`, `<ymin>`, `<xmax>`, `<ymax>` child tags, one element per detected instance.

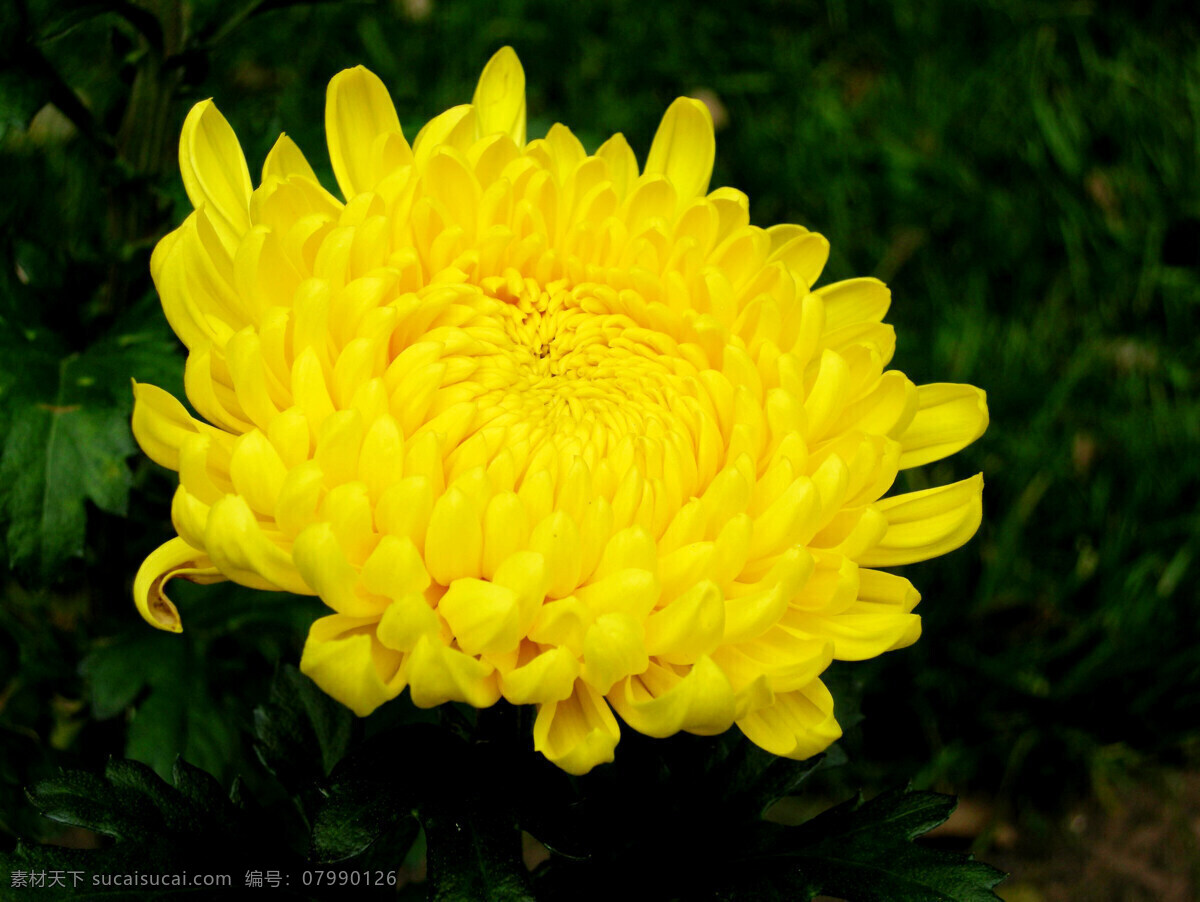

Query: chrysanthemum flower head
<box><xmin>132</xmin><ymin>48</ymin><xmax>987</xmax><ymax>775</ymax></box>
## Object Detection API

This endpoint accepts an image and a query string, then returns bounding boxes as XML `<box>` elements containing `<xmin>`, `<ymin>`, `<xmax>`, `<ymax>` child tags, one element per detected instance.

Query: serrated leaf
<box><xmin>718</xmin><ymin>739</ymin><xmax>827</xmax><ymax>820</ymax></box>
<box><xmin>309</xmin><ymin>774</ymin><xmax>420</xmax><ymax>864</ymax></box>
<box><xmin>0</xmin><ymin>316</ymin><xmax>182</xmax><ymax>583</ymax></box>
<box><xmin>752</xmin><ymin>787</ymin><xmax>1007</xmax><ymax>902</ymax></box>
<box><xmin>0</xmin><ymin>395</ymin><xmax>134</xmax><ymax>580</ymax></box>
<box><xmin>253</xmin><ymin>664</ymin><xmax>353</xmax><ymax>798</ymax></box>
<box><xmin>0</xmin><ymin>757</ymin><xmax>269</xmax><ymax>902</ymax></box>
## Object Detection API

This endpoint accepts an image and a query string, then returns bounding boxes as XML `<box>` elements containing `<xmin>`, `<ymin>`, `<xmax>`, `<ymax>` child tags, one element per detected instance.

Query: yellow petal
<box><xmin>736</xmin><ymin>679</ymin><xmax>842</xmax><ymax>759</ymax></box>
<box><xmin>595</xmin><ymin>133</ymin><xmax>639</xmax><ymax>199</ymax></box>
<box><xmin>724</xmin><ymin>548</ymin><xmax>814</xmax><ymax>643</ymax></box>
<box><xmin>437</xmin><ymin>578</ymin><xmax>522</xmax><ymax>656</ymax></box>
<box><xmin>645</xmin><ymin>97</ymin><xmax>715</xmax><ymax>200</ymax></box>
<box><xmin>643</xmin><ymin>579</ymin><xmax>724</xmax><ymax>664</ymax></box>
<box><xmin>608</xmin><ymin>656</ymin><xmax>736</xmax><ymax>738</ymax></box>
<box><xmin>131</xmin><ymin>381</ymin><xmax>201</xmax><ymax>471</ymax></box>
<box><xmin>857</xmin><ymin>567</ymin><xmax>921</xmax><ymax>613</ymax></box>
<box><xmin>262</xmin><ymin>133</ymin><xmax>318</xmax><ymax>184</ymax></box>
<box><xmin>412</xmin><ymin>105</ymin><xmax>477</xmax><ymax>169</ymax></box>
<box><xmin>472</xmin><ymin>46</ymin><xmax>526</xmax><ymax>145</ymax></box>
<box><xmin>528</xmin><ymin>596</ymin><xmax>594</xmax><ymax>656</ymax></box>
<box><xmin>576</xmin><ymin>568</ymin><xmax>660</xmax><ymax>619</ymax></box>
<box><xmin>293</xmin><ymin>522</ymin><xmax>383</xmax><ymax>616</ymax></box>
<box><xmin>205</xmin><ymin>495</ymin><xmax>310</xmax><ymax>593</ymax></box>
<box><xmin>781</xmin><ymin>600</ymin><xmax>919</xmax><ymax>661</ymax></box>
<box><xmin>492</xmin><ymin>550</ymin><xmax>551</xmax><ymax>631</ymax></box>
<box><xmin>768</xmin><ymin>229</ymin><xmax>830</xmax><ymax>289</ymax></box>
<box><xmin>529</xmin><ymin>511</ymin><xmax>582</xmax><ymax>599</ymax></box>
<box><xmin>748</xmin><ymin>476</ymin><xmax>819</xmax><ymax>561</ymax></box>
<box><xmin>533</xmin><ymin>681</ymin><xmax>620</xmax><ymax>775</ymax></box>
<box><xmin>858</xmin><ymin>474</ymin><xmax>984</xmax><ymax>567</ymax></box>
<box><xmin>581</xmin><ymin>612</ymin><xmax>648</xmax><ymax>694</ymax></box>
<box><xmin>406</xmin><ymin>634</ymin><xmax>500</xmax><ymax>708</ymax></box>
<box><xmin>816</xmin><ymin>277</ymin><xmax>891</xmax><ymax>332</ymax></box>
<box><xmin>375</xmin><ymin>476</ymin><xmax>435</xmax><ymax>552</ymax></box>
<box><xmin>898</xmin><ymin>383</ymin><xmax>989</xmax><ymax>469</ymax></box>
<box><xmin>591</xmin><ymin>525</ymin><xmax>657</xmax><ymax>580</ymax></box>
<box><xmin>179</xmin><ymin>100</ymin><xmax>251</xmax><ymax>252</ymax></box>
<box><xmin>482</xmin><ymin>493</ymin><xmax>530</xmax><ymax>580</ymax></box>
<box><xmin>300</xmin><ymin>616</ymin><xmax>405</xmax><ymax>716</ymax></box>
<box><xmin>358</xmin><ymin>414</ymin><xmax>405</xmax><ymax>501</ymax></box>
<box><xmin>376</xmin><ymin>593</ymin><xmax>440</xmax><ymax>652</ymax></box>
<box><xmin>501</xmin><ymin>646</ymin><xmax>579</xmax><ymax>705</ymax></box>
<box><xmin>425</xmin><ymin>486</ymin><xmax>484</xmax><ymax>585</ymax></box>
<box><xmin>359</xmin><ymin>534</ymin><xmax>430</xmax><ymax>600</ymax></box>
<box><xmin>314</xmin><ymin>409</ymin><xmax>365</xmax><ymax>488</ymax></box>
<box><xmin>325</xmin><ymin>66</ymin><xmax>410</xmax><ymax>200</ymax></box>
<box><xmin>712</xmin><ymin>631</ymin><xmax>832</xmax><ymax>695</ymax></box>
<box><xmin>228</xmin><ymin>429</ymin><xmax>287</xmax><ymax>516</ymax></box>
<box><xmin>133</xmin><ymin>537</ymin><xmax>224</xmax><ymax>632</ymax></box>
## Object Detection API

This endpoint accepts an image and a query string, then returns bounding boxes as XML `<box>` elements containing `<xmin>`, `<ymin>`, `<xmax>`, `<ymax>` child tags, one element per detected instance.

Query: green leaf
<box><xmin>0</xmin><ymin>316</ymin><xmax>181</xmax><ymax>584</ymax></box>
<box><xmin>0</xmin><ymin>64</ymin><xmax>55</xmax><ymax>139</ymax></box>
<box><xmin>0</xmin><ymin>758</ymin><xmax>271</xmax><ymax>901</ymax></box>
<box><xmin>424</xmin><ymin>803</ymin><xmax>536</xmax><ymax>902</ymax></box>
<box><xmin>253</xmin><ymin>664</ymin><xmax>353</xmax><ymax>798</ymax></box>
<box><xmin>82</xmin><ymin>627</ymin><xmax>243</xmax><ymax>784</ymax></box>
<box><xmin>752</xmin><ymin>787</ymin><xmax>1007</xmax><ymax>902</ymax></box>
<box><xmin>309</xmin><ymin>723</ymin><xmax>456</xmax><ymax>864</ymax></box>
<box><xmin>80</xmin><ymin>630</ymin><xmax>176</xmax><ymax>719</ymax></box>
<box><xmin>124</xmin><ymin>646</ymin><xmax>240</xmax><ymax>783</ymax></box>
<box><xmin>0</xmin><ymin>389</ymin><xmax>133</xmax><ymax>579</ymax></box>
<box><xmin>309</xmin><ymin>770</ymin><xmax>421</xmax><ymax>865</ymax></box>
<box><xmin>24</xmin><ymin>0</ymin><xmax>164</xmax><ymax>47</ymax></box>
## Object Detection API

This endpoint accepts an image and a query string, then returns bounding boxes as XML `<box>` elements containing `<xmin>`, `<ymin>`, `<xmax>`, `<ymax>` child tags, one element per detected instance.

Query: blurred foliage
<box><xmin>0</xmin><ymin>0</ymin><xmax>1197</xmax><ymax>886</ymax></box>
<box><xmin>1</xmin><ymin>668</ymin><xmax>1002</xmax><ymax>900</ymax></box>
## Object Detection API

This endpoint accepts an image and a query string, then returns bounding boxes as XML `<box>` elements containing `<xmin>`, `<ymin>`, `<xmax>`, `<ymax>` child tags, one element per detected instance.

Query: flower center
<box><xmin>418</xmin><ymin>273</ymin><xmax>706</xmax><ymax>496</ymax></box>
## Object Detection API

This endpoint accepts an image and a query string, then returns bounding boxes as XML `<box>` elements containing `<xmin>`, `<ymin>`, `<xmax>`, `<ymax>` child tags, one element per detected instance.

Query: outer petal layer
<box><xmin>534</xmin><ymin>681</ymin><xmax>621</xmax><ymax>776</ymax></box>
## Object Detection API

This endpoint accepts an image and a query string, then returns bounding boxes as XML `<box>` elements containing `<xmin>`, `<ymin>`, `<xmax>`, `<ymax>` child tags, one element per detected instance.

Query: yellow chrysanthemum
<box><xmin>131</xmin><ymin>48</ymin><xmax>987</xmax><ymax>775</ymax></box>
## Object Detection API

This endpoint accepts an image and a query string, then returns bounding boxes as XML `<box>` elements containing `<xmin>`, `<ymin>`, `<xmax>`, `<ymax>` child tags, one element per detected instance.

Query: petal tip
<box><xmin>134</xmin><ymin>537</ymin><xmax>224</xmax><ymax>634</ymax></box>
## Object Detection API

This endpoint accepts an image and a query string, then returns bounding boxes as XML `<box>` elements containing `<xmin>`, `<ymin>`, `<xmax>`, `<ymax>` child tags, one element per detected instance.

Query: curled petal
<box><xmin>133</xmin><ymin>537</ymin><xmax>225</xmax><ymax>632</ymax></box>
<box><xmin>581</xmin><ymin>612</ymin><xmax>648</xmax><ymax>694</ymax></box>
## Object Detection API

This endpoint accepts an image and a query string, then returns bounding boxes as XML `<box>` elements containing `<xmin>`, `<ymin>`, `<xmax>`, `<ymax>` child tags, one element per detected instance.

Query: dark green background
<box><xmin>1</xmin><ymin>0</ymin><xmax>1197</xmax><ymax>884</ymax></box>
